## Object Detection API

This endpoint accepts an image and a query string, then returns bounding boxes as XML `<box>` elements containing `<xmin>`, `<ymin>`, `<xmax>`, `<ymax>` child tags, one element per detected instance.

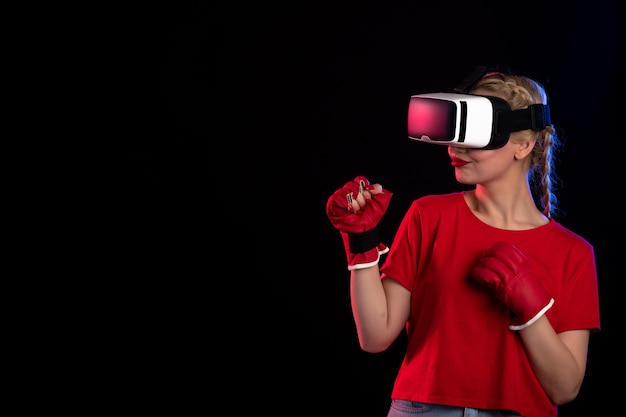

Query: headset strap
<box><xmin>455</xmin><ymin>66</ymin><xmax>552</xmax><ymax>132</ymax></box>
<box><xmin>497</xmin><ymin>104</ymin><xmax>552</xmax><ymax>133</ymax></box>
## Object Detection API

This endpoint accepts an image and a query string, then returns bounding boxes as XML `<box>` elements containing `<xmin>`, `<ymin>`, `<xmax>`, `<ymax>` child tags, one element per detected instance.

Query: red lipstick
<box><xmin>451</xmin><ymin>157</ymin><xmax>469</xmax><ymax>167</ymax></box>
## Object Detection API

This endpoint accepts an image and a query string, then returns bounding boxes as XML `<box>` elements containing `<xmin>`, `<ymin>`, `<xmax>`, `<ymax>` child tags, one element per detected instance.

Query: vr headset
<box><xmin>407</xmin><ymin>66</ymin><xmax>552</xmax><ymax>150</ymax></box>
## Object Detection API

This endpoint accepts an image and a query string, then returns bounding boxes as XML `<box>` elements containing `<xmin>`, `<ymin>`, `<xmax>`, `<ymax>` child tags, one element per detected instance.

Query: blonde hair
<box><xmin>470</xmin><ymin>72</ymin><xmax>562</xmax><ymax>218</ymax></box>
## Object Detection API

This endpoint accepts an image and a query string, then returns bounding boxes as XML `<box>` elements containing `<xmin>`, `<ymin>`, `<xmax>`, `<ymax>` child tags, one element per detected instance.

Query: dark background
<box><xmin>121</xmin><ymin>1</ymin><xmax>623</xmax><ymax>415</ymax></box>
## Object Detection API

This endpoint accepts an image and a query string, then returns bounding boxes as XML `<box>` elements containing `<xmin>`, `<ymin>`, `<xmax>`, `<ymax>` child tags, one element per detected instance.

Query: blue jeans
<box><xmin>387</xmin><ymin>400</ymin><xmax>522</xmax><ymax>417</ymax></box>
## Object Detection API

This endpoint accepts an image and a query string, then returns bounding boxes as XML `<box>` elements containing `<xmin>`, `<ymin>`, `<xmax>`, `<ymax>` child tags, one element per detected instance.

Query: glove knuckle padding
<box><xmin>326</xmin><ymin>176</ymin><xmax>393</xmax><ymax>270</ymax></box>
<box><xmin>326</xmin><ymin>177</ymin><xmax>392</xmax><ymax>234</ymax></box>
<box><xmin>470</xmin><ymin>263</ymin><xmax>500</xmax><ymax>288</ymax></box>
<box><xmin>471</xmin><ymin>241</ymin><xmax>554</xmax><ymax>330</ymax></box>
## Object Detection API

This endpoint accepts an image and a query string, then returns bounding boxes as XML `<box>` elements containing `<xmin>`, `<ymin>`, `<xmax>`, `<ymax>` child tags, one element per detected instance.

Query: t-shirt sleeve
<box><xmin>554</xmin><ymin>240</ymin><xmax>601</xmax><ymax>333</ymax></box>
<box><xmin>380</xmin><ymin>200</ymin><xmax>423</xmax><ymax>291</ymax></box>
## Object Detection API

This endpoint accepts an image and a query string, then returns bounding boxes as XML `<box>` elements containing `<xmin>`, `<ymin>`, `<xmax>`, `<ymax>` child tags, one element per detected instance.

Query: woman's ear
<box><xmin>514</xmin><ymin>139</ymin><xmax>536</xmax><ymax>160</ymax></box>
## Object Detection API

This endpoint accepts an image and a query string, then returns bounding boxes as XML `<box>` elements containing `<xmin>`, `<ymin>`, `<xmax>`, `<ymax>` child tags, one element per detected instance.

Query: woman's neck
<box><xmin>465</xmin><ymin>186</ymin><xmax>549</xmax><ymax>230</ymax></box>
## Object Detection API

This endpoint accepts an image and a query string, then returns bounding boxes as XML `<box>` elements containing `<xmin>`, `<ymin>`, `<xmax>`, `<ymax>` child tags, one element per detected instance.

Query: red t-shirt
<box><xmin>379</xmin><ymin>192</ymin><xmax>601</xmax><ymax>417</ymax></box>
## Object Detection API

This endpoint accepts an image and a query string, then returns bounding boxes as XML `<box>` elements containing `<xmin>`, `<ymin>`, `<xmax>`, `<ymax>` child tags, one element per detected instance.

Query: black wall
<box><xmin>122</xmin><ymin>1</ymin><xmax>623</xmax><ymax>414</ymax></box>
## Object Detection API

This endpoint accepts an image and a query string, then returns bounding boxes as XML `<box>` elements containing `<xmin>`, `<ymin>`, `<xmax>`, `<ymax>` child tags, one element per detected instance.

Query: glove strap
<box><xmin>348</xmin><ymin>226</ymin><xmax>380</xmax><ymax>253</ymax></box>
<box><xmin>509</xmin><ymin>298</ymin><xmax>555</xmax><ymax>331</ymax></box>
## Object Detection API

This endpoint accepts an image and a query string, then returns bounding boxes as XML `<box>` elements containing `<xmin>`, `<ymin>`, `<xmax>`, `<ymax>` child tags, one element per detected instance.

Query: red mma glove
<box><xmin>326</xmin><ymin>176</ymin><xmax>392</xmax><ymax>270</ymax></box>
<box><xmin>470</xmin><ymin>241</ymin><xmax>554</xmax><ymax>331</ymax></box>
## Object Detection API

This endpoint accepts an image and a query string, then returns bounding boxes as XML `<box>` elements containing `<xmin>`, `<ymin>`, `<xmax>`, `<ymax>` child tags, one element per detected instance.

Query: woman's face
<box><xmin>447</xmin><ymin>88</ymin><xmax>529</xmax><ymax>185</ymax></box>
<box><xmin>448</xmin><ymin>85</ymin><xmax>526</xmax><ymax>184</ymax></box>
<box><xmin>447</xmin><ymin>141</ymin><xmax>520</xmax><ymax>185</ymax></box>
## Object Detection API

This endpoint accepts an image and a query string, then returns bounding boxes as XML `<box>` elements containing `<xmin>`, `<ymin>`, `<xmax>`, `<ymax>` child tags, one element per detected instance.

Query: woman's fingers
<box><xmin>349</xmin><ymin>183</ymin><xmax>383</xmax><ymax>212</ymax></box>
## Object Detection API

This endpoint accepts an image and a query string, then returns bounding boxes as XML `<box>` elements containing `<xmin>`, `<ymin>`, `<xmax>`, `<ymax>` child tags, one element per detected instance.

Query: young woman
<box><xmin>326</xmin><ymin>70</ymin><xmax>601</xmax><ymax>417</ymax></box>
